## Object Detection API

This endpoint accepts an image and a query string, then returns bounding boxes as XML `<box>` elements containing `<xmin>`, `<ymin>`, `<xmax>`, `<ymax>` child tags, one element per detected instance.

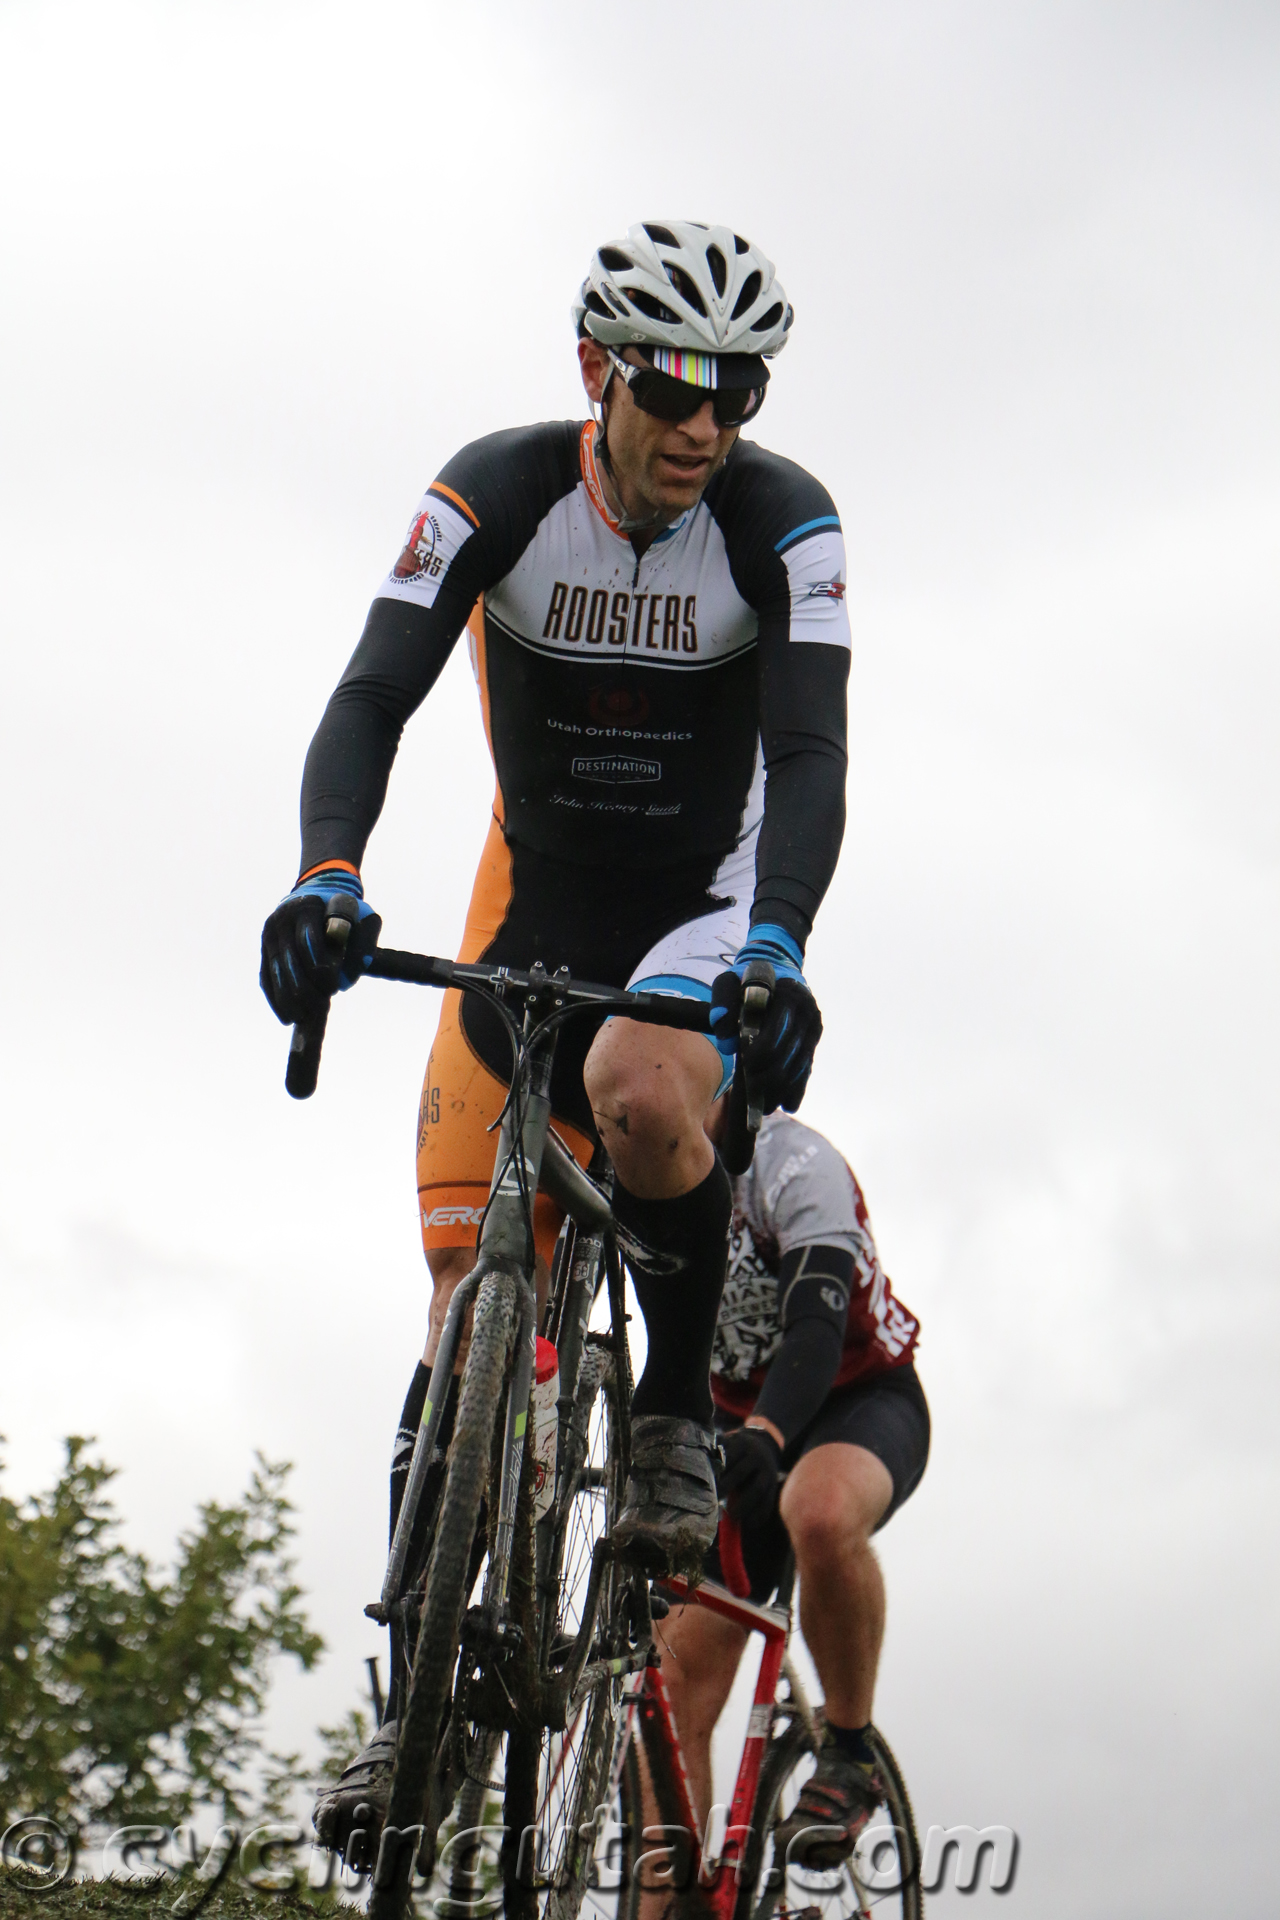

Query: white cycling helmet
<box><xmin>573</xmin><ymin>220</ymin><xmax>794</xmax><ymax>362</ymax></box>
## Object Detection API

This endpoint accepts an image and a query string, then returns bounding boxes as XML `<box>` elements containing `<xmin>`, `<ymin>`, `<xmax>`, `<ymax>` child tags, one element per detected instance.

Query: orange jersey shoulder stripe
<box><xmin>428</xmin><ymin>480</ymin><xmax>480</xmax><ymax>528</ymax></box>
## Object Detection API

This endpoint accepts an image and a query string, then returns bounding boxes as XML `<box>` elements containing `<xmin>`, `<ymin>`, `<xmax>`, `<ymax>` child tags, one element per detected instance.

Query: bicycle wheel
<box><xmin>534</xmin><ymin>1341</ymin><xmax>629</xmax><ymax>1920</ymax></box>
<box><xmin>369</xmin><ymin>1269</ymin><xmax>519</xmax><ymax>1920</ymax></box>
<box><xmin>735</xmin><ymin>1718</ymin><xmax>923</xmax><ymax>1920</ymax></box>
<box><xmin>450</xmin><ymin>1339</ymin><xmax>633</xmax><ymax>1920</ymax></box>
<box><xmin>597</xmin><ymin>1730</ymin><xmax>642</xmax><ymax>1920</ymax></box>
<box><xmin>438</xmin><ymin>1732</ymin><xmax>503</xmax><ymax>1918</ymax></box>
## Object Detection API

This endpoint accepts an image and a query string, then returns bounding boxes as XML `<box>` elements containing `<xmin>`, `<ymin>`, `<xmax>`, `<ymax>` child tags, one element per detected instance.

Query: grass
<box><xmin>0</xmin><ymin>1871</ymin><xmax>357</xmax><ymax>1920</ymax></box>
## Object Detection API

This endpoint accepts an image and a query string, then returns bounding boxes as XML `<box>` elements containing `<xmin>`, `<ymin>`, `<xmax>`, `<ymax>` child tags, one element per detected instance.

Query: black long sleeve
<box><xmin>298</xmin><ymin>594</ymin><xmax>471</xmax><ymax>876</ymax></box>
<box><xmin>751</xmin><ymin>1243</ymin><xmax>855</xmax><ymax>1444</ymax></box>
<box><xmin>752</xmin><ymin>637</ymin><xmax>849</xmax><ymax>946</ymax></box>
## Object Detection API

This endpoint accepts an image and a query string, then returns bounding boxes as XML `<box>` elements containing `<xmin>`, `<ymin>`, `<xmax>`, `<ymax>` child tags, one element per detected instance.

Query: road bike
<box><xmin>600</xmin><ymin>1546</ymin><xmax>923</xmax><ymax>1920</ymax></box>
<box><xmin>285</xmin><ymin>911</ymin><xmax>921</xmax><ymax>1920</ymax></box>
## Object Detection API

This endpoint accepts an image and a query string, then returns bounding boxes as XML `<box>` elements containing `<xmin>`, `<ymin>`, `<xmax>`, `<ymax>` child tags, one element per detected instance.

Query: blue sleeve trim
<box><xmin>628</xmin><ymin>973</ymin><xmax>713</xmax><ymax>1002</ymax></box>
<box><xmin>774</xmin><ymin>514</ymin><xmax>841</xmax><ymax>554</ymax></box>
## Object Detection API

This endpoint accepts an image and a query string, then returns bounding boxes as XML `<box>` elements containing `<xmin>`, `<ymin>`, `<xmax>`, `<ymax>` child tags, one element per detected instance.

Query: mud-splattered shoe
<box><xmin>613</xmin><ymin>1415</ymin><xmax>721</xmax><ymax>1576</ymax></box>
<box><xmin>312</xmin><ymin>1719</ymin><xmax>397</xmax><ymax>1861</ymax></box>
<box><xmin>772</xmin><ymin>1738</ymin><xmax>885</xmax><ymax>1871</ymax></box>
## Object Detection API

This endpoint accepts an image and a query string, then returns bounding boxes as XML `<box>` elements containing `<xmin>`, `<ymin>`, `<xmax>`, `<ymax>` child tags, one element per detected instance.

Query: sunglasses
<box><xmin>606</xmin><ymin>349</ymin><xmax>766</xmax><ymax>429</ymax></box>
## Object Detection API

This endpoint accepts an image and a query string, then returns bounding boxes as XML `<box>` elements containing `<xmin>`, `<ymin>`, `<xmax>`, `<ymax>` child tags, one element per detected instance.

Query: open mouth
<box><xmin>659</xmin><ymin>453</ymin><xmax>710</xmax><ymax>480</ymax></box>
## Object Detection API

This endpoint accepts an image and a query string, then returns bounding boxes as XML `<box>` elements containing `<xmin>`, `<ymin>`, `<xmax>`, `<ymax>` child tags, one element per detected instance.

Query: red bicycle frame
<box><xmin>620</xmin><ymin>1566</ymin><xmax>794</xmax><ymax>1918</ymax></box>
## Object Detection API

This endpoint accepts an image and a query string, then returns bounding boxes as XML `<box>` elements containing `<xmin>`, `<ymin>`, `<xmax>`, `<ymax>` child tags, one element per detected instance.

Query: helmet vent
<box><xmin>598</xmin><ymin>246</ymin><xmax>633</xmax><ymax>273</ymax></box>
<box><xmin>734</xmin><ymin>234</ymin><xmax>750</xmax><ymax>254</ymax></box>
<box><xmin>665</xmin><ymin>264</ymin><xmax>708</xmax><ymax>316</ymax></box>
<box><xmin>584</xmin><ymin>290</ymin><xmax>614</xmax><ymax>319</ymax></box>
<box><xmin>730</xmin><ymin>270</ymin><xmax>762</xmax><ymax>320</ymax></box>
<box><xmin>629</xmin><ymin>288</ymin><xmax>681</xmax><ymax>326</ymax></box>
<box><xmin>754</xmin><ymin>301</ymin><xmax>785</xmax><ymax>333</ymax></box>
<box><xmin>643</xmin><ymin>223</ymin><xmax>680</xmax><ymax>247</ymax></box>
<box><xmin>705</xmin><ymin>245</ymin><xmax>728</xmax><ymax>296</ymax></box>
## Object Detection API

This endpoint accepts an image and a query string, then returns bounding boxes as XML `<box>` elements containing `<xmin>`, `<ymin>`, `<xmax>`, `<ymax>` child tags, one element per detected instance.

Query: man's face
<box><xmin>578</xmin><ymin>339</ymin><xmax>740</xmax><ymax>523</ymax></box>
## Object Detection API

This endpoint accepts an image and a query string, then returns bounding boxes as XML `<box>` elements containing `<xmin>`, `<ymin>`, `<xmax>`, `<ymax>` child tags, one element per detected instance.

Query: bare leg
<box><xmin>584</xmin><ymin>1020</ymin><xmax>727</xmax><ymax>1436</ymax></box>
<box><xmin>583</xmin><ymin>1019</ymin><xmax>723</xmax><ymax>1199</ymax></box>
<box><xmin>779</xmin><ymin>1443</ymin><xmax>893</xmax><ymax>1727</ymax></box>
<box><xmin>635</xmin><ymin>1603</ymin><xmax>747</xmax><ymax>1920</ymax></box>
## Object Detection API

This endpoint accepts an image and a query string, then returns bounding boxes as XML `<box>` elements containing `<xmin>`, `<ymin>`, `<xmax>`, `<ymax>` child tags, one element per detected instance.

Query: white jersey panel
<box><xmin>780</xmin><ymin>528</ymin><xmax>852</xmax><ymax>649</ymax></box>
<box><xmin>484</xmin><ymin>489</ymin><xmax>759</xmax><ymax>671</ymax></box>
<box><xmin>376</xmin><ymin>491</ymin><xmax>479</xmax><ymax>610</ymax></box>
<box><xmin>625</xmin><ymin>831</ymin><xmax>756</xmax><ymax>993</ymax></box>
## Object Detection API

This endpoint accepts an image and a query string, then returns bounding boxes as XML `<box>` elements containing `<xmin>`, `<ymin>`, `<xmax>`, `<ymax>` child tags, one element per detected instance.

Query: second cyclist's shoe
<box><xmin>312</xmin><ymin>1719</ymin><xmax>396</xmax><ymax>1861</ymax></box>
<box><xmin>772</xmin><ymin>1738</ymin><xmax>885</xmax><ymax>1872</ymax></box>
<box><xmin>613</xmin><ymin>1415</ymin><xmax>721</xmax><ymax>1576</ymax></box>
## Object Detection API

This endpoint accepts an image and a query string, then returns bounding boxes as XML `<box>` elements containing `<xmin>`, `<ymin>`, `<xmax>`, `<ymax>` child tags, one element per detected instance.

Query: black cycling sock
<box><xmin>826</xmin><ymin>1718</ymin><xmax>876</xmax><ymax>1767</ymax></box>
<box><xmin>386</xmin><ymin>1362</ymin><xmax>458</xmax><ymax>1724</ymax></box>
<box><xmin>390</xmin><ymin>1361</ymin><xmax>431</xmax><ymax>1545</ymax></box>
<box><xmin>614</xmin><ymin>1157</ymin><xmax>732</xmax><ymax>1425</ymax></box>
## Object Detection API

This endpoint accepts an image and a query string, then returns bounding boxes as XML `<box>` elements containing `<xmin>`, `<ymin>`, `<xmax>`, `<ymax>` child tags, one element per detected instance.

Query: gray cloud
<box><xmin>1</xmin><ymin>3</ymin><xmax>1276</xmax><ymax>1912</ymax></box>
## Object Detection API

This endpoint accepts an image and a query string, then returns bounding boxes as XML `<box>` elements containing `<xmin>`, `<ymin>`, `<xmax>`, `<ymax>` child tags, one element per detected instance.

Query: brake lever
<box><xmin>738</xmin><ymin>958</ymin><xmax>776</xmax><ymax>1135</ymax></box>
<box><xmin>719</xmin><ymin>959</ymin><xmax>776</xmax><ymax>1177</ymax></box>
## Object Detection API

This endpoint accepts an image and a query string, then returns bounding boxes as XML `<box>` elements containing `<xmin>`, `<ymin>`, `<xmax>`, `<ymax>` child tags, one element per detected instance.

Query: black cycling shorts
<box><xmin>706</xmin><ymin>1362</ymin><xmax>931</xmax><ymax>1606</ymax></box>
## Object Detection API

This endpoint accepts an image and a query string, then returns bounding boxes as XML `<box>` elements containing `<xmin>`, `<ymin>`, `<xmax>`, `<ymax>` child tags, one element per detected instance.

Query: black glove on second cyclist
<box><xmin>717</xmin><ymin>1426</ymin><xmax>784</xmax><ymax>1531</ymax></box>
<box><xmin>260</xmin><ymin>868</ymin><xmax>382</xmax><ymax>1025</ymax></box>
<box><xmin>710</xmin><ymin>923</ymin><xmax>823</xmax><ymax>1115</ymax></box>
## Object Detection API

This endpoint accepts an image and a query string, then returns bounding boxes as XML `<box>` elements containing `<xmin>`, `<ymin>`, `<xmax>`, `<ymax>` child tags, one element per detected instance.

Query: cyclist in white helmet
<box><xmin>260</xmin><ymin>220</ymin><xmax>854</xmax><ymax>1857</ymax></box>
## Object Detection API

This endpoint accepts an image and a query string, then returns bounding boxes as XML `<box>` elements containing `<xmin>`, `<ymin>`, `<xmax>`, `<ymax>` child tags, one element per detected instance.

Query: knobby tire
<box><xmin>369</xmin><ymin>1269</ymin><xmax>518</xmax><ymax>1920</ymax></box>
<box><xmin>452</xmin><ymin>1337</ymin><xmax>629</xmax><ymax>1920</ymax></box>
<box><xmin>735</xmin><ymin>1718</ymin><xmax>923</xmax><ymax>1920</ymax></box>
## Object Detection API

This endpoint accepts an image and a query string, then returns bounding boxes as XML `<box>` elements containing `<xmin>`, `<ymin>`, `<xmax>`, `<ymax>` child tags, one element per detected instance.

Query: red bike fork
<box><xmin>631</xmin><ymin>1584</ymin><xmax>791</xmax><ymax>1919</ymax></box>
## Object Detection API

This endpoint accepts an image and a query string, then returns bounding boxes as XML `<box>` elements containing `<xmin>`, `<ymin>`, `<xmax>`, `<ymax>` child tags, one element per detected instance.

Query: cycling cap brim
<box><xmin>644</xmin><ymin>347</ymin><xmax>770</xmax><ymax>391</ymax></box>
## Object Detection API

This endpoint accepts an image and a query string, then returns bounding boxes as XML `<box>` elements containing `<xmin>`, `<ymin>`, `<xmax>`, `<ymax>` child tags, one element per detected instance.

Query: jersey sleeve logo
<box><xmin>394</xmin><ymin>510</ymin><xmax>441</xmax><ymax>580</ymax></box>
<box><xmin>774</xmin><ymin>519</ymin><xmax>853</xmax><ymax>649</ymax></box>
<box><xmin>380</xmin><ymin>484</ymin><xmax>479</xmax><ymax>608</ymax></box>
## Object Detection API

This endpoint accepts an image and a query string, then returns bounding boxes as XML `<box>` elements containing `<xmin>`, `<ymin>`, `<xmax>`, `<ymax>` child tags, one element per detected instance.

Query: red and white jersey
<box><xmin>711</xmin><ymin>1112</ymin><xmax>920</xmax><ymax>1418</ymax></box>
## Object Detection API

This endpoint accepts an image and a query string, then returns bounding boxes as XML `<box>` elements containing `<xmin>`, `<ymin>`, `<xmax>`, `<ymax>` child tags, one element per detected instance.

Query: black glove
<box><xmin>710</xmin><ymin>927</ymin><xmax>824</xmax><ymax>1116</ymax></box>
<box><xmin>260</xmin><ymin>870</ymin><xmax>382</xmax><ymax>1026</ymax></box>
<box><xmin>716</xmin><ymin>1425</ymin><xmax>784</xmax><ymax>1532</ymax></box>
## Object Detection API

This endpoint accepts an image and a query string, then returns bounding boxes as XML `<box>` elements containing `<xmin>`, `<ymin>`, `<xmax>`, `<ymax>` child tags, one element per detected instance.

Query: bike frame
<box><xmin>287</xmin><ymin>935</ymin><xmax>784</xmax><ymax>1918</ymax></box>
<box><xmin>621</xmin><ymin>1573</ymin><xmax>800</xmax><ymax>1918</ymax></box>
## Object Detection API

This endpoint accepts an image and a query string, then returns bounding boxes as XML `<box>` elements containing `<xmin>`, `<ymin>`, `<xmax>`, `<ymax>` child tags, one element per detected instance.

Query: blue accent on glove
<box><xmin>708</xmin><ymin>924</ymin><xmax>822</xmax><ymax>1116</ymax></box>
<box><xmin>709</xmin><ymin>924</ymin><xmax>807</xmax><ymax>1044</ymax></box>
<box><xmin>260</xmin><ymin>868</ymin><xmax>383</xmax><ymax>1026</ymax></box>
<box><xmin>283</xmin><ymin>871</ymin><xmax>378</xmax><ymax>989</ymax></box>
<box><xmin>730</xmin><ymin>923</ymin><xmax>805</xmax><ymax>984</ymax></box>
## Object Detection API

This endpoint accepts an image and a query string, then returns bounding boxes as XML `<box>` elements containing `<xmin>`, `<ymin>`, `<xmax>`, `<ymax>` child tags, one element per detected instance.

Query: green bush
<box><xmin>0</xmin><ymin>1439</ymin><xmax>324</xmax><ymax>1838</ymax></box>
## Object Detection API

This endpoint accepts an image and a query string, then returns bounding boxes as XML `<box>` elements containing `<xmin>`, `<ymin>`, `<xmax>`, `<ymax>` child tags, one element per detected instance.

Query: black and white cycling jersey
<box><xmin>299</xmin><ymin>418</ymin><xmax>851</xmax><ymax>948</ymax></box>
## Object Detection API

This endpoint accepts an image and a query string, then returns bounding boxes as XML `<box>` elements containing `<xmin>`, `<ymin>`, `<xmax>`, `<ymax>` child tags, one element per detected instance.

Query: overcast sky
<box><xmin>2</xmin><ymin>2</ymin><xmax>1277</xmax><ymax>1913</ymax></box>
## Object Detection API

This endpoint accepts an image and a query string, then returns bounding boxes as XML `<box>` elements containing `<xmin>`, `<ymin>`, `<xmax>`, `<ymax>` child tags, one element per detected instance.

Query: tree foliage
<box><xmin>0</xmin><ymin>1438</ymin><xmax>324</xmax><ymax>1836</ymax></box>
